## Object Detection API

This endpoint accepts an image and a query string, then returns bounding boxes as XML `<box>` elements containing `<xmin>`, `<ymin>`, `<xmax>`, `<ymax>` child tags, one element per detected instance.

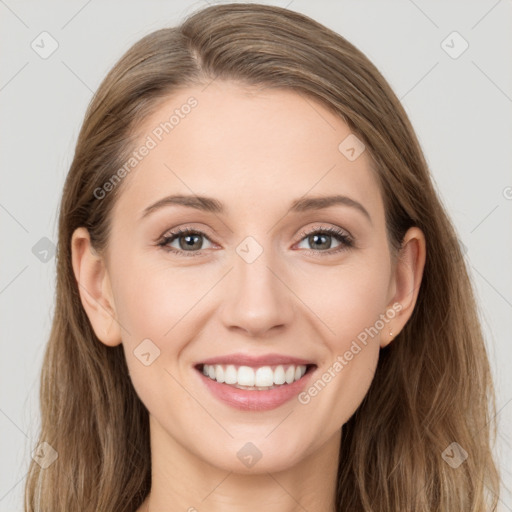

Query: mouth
<box><xmin>194</xmin><ymin>362</ymin><xmax>317</xmax><ymax>390</ymax></box>
<box><xmin>193</xmin><ymin>362</ymin><xmax>318</xmax><ymax>411</ymax></box>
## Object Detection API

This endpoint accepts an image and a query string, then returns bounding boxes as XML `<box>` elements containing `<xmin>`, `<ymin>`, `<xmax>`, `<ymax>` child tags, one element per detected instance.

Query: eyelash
<box><xmin>157</xmin><ymin>225</ymin><xmax>354</xmax><ymax>257</ymax></box>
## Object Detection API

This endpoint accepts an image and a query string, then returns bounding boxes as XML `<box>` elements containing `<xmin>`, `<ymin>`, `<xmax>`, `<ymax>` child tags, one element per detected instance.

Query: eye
<box><xmin>295</xmin><ymin>226</ymin><xmax>353</xmax><ymax>255</ymax></box>
<box><xmin>157</xmin><ymin>225</ymin><xmax>354</xmax><ymax>258</ymax></box>
<box><xmin>157</xmin><ymin>227</ymin><xmax>215</xmax><ymax>256</ymax></box>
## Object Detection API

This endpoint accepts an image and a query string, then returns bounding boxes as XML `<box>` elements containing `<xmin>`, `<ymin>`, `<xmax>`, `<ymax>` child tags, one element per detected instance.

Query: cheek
<box><xmin>112</xmin><ymin>263</ymin><xmax>200</xmax><ymax>407</ymax></box>
<box><xmin>296</xmin><ymin>266</ymin><xmax>387</xmax><ymax>429</ymax></box>
<box><xmin>112</xmin><ymin>257</ymin><xmax>207</xmax><ymax>340</ymax></box>
<box><xmin>293</xmin><ymin>256</ymin><xmax>392</xmax><ymax>345</ymax></box>
<box><xmin>298</xmin><ymin>256</ymin><xmax>391</xmax><ymax>424</ymax></box>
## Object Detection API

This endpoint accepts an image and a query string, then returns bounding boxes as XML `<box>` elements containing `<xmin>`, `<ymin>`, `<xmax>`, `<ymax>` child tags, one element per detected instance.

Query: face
<box><xmin>76</xmin><ymin>80</ymin><xmax>422</xmax><ymax>474</ymax></box>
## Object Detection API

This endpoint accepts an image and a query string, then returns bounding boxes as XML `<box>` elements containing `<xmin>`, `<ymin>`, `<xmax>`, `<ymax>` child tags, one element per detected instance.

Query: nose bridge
<box><xmin>220</xmin><ymin>235</ymin><xmax>293</xmax><ymax>335</ymax></box>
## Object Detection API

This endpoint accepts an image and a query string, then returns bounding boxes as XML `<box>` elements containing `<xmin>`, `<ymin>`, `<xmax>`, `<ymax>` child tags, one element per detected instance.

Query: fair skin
<box><xmin>71</xmin><ymin>81</ymin><xmax>425</xmax><ymax>512</ymax></box>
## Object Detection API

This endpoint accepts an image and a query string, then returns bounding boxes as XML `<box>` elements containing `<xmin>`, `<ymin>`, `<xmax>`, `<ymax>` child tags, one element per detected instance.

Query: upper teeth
<box><xmin>202</xmin><ymin>364</ymin><xmax>307</xmax><ymax>387</ymax></box>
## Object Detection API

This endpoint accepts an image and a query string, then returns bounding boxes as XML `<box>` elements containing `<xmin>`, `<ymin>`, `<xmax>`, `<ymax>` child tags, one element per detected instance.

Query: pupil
<box><xmin>181</xmin><ymin>234</ymin><xmax>201</xmax><ymax>250</ymax></box>
<box><xmin>310</xmin><ymin>234</ymin><xmax>330</xmax><ymax>250</ymax></box>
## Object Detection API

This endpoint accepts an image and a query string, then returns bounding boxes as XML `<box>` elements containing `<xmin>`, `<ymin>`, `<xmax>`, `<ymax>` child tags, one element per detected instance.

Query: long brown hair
<box><xmin>24</xmin><ymin>3</ymin><xmax>500</xmax><ymax>510</ymax></box>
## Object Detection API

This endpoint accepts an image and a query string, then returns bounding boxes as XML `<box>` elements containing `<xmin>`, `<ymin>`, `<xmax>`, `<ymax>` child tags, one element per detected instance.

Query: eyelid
<box><xmin>295</xmin><ymin>224</ymin><xmax>353</xmax><ymax>243</ymax></box>
<box><xmin>159</xmin><ymin>223</ymin><xmax>216</xmax><ymax>241</ymax></box>
<box><xmin>159</xmin><ymin>222</ymin><xmax>352</xmax><ymax>242</ymax></box>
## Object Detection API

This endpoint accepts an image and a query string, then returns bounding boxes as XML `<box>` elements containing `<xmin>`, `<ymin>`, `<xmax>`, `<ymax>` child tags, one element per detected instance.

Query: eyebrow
<box><xmin>140</xmin><ymin>194</ymin><xmax>372</xmax><ymax>224</ymax></box>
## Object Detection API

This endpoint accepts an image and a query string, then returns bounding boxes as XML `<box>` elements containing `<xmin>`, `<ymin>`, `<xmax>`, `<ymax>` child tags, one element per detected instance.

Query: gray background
<box><xmin>1</xmin><ymin>0</ymin><xmax>511</xmax><ymax>510</ymax></box>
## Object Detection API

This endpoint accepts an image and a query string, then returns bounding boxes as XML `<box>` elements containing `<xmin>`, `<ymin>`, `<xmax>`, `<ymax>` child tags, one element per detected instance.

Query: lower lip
<box><xmin>196</xmin><ymin>366</ymin><xmax>316</xmax><ymax>411</ymax></box>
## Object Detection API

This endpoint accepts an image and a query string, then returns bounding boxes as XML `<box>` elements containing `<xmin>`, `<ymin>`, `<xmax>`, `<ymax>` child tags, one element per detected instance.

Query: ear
<box><xmin>381</xmin><ymin>226</ymin><xmax>426</xmax><ymax>348</ymax></box>
<box><xmin>71</xmin><ymin>227</ymin><xmax>122</xmax><ymax>347</ymax></box>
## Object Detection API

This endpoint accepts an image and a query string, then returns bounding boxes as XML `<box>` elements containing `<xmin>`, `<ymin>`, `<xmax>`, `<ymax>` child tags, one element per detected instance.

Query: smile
<box><xmin>201</xmin><ymin>363</ymin><xmax>310</xmax><ymax>389</ymax></box>
<box><xmin>195</xmin><ymin>363</ymin><xmax>317</xmax><ymax>411</ymax></box>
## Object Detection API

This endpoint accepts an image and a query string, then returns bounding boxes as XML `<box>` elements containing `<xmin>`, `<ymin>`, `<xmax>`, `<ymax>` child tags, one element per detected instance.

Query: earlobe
<box><xmin>381</xmin><ymin>226</ymin><xmax>426</xmax><ymax>348</ymax></box>
<box><xmin>71</xmin><ymin>227</ymin><xmax>122</xmax><ymax>347</ymax></box>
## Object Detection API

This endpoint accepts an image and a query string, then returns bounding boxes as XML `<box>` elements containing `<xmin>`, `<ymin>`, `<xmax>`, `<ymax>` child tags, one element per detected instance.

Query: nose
<box><xmin>219</xmin><ymin>245</ymin><xmax>295</xmax><ymax>337</ymax></box>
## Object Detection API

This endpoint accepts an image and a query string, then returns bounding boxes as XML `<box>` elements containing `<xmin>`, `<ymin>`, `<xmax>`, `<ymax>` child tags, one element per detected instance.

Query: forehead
<box><xmin>112</xmin><ymin>80</ymin><xmax>383</xmax><ymax>224</ymax></box>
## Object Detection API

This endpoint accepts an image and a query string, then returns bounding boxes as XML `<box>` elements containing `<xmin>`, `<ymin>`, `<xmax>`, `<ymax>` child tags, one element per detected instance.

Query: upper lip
<box><xmin>196</xmin><ymin>353</ymin><xmax>316</xmax><ymax>368</ymax></box>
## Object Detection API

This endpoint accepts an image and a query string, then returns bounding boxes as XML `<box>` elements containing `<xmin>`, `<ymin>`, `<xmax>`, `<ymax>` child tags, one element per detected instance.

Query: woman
<box><xmin>24</xmin><ymin>3</ymin><xmax>500</xmax><ymax>511</ymax></box>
